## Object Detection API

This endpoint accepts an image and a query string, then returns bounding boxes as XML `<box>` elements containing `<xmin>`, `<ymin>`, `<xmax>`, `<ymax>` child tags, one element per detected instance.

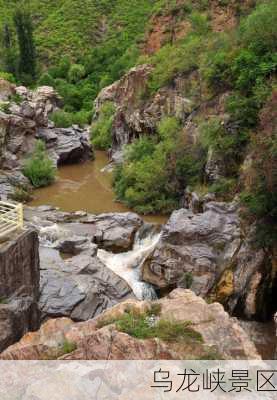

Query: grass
<box><xmin>0</xmin><ymin>297</ymin><xmax>8</xmax><ymax>304</ymax></box>
<box><xmin>60</xmin><ymin>339</ymin><xmax>77</xmax><ymax>355</ymax></box>
<box><xmin>97</xmin><ymin>306</ymin><xmax>203</xmax><ymax>344</ymax></box>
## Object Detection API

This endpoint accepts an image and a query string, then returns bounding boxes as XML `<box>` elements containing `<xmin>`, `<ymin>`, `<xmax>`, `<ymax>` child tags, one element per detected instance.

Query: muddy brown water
<box><xmin>29</xmin><ymin>151</ymin><xmax>167</xmax><ymax>224</ymax></box>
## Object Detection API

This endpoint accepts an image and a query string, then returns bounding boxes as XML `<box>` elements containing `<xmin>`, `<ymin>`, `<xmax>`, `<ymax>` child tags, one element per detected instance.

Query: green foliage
<box><xmin>60</xmin><ymin>340</ymin><xmax>77</xmax><ymax>355</ymax></box>
<box><xmin>240</xmin><ymin>92</ymin><xmax>277</xmax><ymax>248</ymax></box>
<box><xmin>99</xmin><ymin>307</ymin><xmax>203</xmax><ymax>343</ymax></box>
<box><xmin>148</xmin><ymin>34</ymin><xmax>204</xmax><ymax>93</ymax></box>
<box><xmin>50</xmin><ymin>109</ymin><xmax>91</xmax><ymax>128</ymax></box>
<box><xmin>0</xmin><ymin>71</ymin><xmax>16</xmax><ymax>83</ymax></box>
<box><xmin>181</xmin><ymin>272</ymin><xmax>194</xmax><ymax>289</ymax></box>
<box><xmin>23</xmin><ymin>140</ymin><xmax>56</xmax><ymax>187</ymax></box>
<box><xmin>200</xmin><ymin>117</ymin><xmax>249</xmax><ymax>176</ymax></box>
<box><xmin>91</xmin><ymin>102</ymin><xmax>115</xmax><ymax>149</ymax></box>
<box><xmin>68</xmin><ymin>63</ymin><xmax>85</xmax><ymax>83</ymax></box>
<box><xmin>38</xmin><ymin>72</ymin><xmax>55</xmax><ymax>87</ymax></box>
<box><xmin>0</xmin><ymin>297</ymin><xmax>8</xmax><ymax>304</ymax></box>
<box><xmin>209</xmin><ymin>178</ymin><xmax>237</xmax><ymax>200</ymax></box>
<box><xmin>240</xmin><ymin>1</ymin><xmax>277</xmax><ymax>56</ymax></box>
<box><xmin>13</xmin><ymin>8</ymin><xmax>36</xmax><ymax>82</ymax></box>
<box><xmin>114</xmin><ymin>117</ymin><xmax>206</xmax><ymax>214</ymax></box>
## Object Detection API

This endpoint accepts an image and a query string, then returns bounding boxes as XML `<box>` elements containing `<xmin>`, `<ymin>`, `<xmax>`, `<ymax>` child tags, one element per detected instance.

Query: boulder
<box><xmin>141</xmin><ymin>202</ymin><xmax>240</xmax><ymax>295</ymax></box>
<box><xmin>37</xmin><ymin>126</ymin><xmax>93</xmax><ymax>166</ymax></box>
<box><xmin>39</xmin><ymin>250</ymin><xmax>133</xmax><ymax>321</ymax></box>
<box><xmin>0</xmin><ymin>289</ymin><xmax>261</xmax><ymax>360</ymax></box>
<box><xmin>90</xmin><ymin>212</ymin><xmax>143</xmax><ymax>252</ymax></box>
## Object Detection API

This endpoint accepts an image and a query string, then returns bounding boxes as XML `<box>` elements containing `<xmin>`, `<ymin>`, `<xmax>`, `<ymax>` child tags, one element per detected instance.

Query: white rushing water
<box><xmin>97</xmin><ymin>231</ymin><xmax>161</xmax><ymax>300</ymax></box>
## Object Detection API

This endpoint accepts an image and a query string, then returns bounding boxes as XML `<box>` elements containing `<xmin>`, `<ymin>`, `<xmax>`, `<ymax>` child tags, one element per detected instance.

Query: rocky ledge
<box><xmin>0</xmin><ymin>289</ymin><xmax>260</xmax><ymax>360</ymax></box>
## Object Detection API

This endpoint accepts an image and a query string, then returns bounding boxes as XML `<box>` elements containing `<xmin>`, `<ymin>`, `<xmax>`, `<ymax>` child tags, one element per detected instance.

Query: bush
<box><xmin>209</xmin><ymin>178</ymin><xmax>237</xmax><ymax>200</ymax></box>
<box><xmin>68</xmin><ymin>63</ymin><xmax>86</xmax><ymax>83</ymax></box>
<box><xmin>0</xmin><ymin>71</ymin><xmax>16</xmax><ymax>83</ymax></box>
<box><xmin>23</xmin><ymin>140</ymin><xmax>56</xmax><ymax>187</ymax></box>
<box><xmin>50</xmin><ymin>109</ymin><xmax>91</xmax><ymax>128</ymax></box>
<box><xmin>91</xmin><ymin>102</ymin><xmax>115</xmax><ymax>149</ymax></box>
<box><xmin>113</xmin><ymin>117</ymin><xmax>206</xmax><ymax>214</ymax></box>
<box><xmin>240</xmin><ymin>1</ymin><xmax>277</xmax><ymax>55</ymax></box>
<box><xmin>240</xmin><ymin>92</ymin><xmax>277</xmax><ymax>247</ymax></box>
<box><xmin>38</xmin><ymin>72</ymin><xmax>55</xmax><ymax>87</ymax></box>
<box><xmin>200</xmin><ymin>116</ymin><xmax>249</xmax><ymax>176</ymax></box>
<box><xmin>50</xmin><ymin>110</ymin><xmax>73</xmax><ymax>127</ymax></box>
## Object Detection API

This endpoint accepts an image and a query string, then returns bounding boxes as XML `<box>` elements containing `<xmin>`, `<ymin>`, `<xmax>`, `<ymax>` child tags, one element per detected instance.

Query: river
<box><xmin>29</xmin><ymin>151</ymin><xmax>167</xmax><ymax>224</ymax></box>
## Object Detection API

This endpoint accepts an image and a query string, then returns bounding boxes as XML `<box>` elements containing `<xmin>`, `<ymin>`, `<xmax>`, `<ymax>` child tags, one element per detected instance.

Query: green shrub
<box><xmin>50</xmin><ymin>110</ymin><xmax>73</xmax><ymax>127</ymax></box>
<box><xmin>0</xmin><ymin>71</ymin><xmax>16</xmax><ymax>83</ymax></box>
<box><xmin>113</xmin><ymin>117</ymin><xmax>206</xmax><ymax>214</ymax></box>
<box><xmin>23</xmin><ymin>140</ymin><xmax>56</xmax><ymax>188</ymax></box>
<box><xmin>240</xmin><ymin>1</ymin><xmax>277</xmax><ymax>55</ymax></box>
<box><xmin>209</xmin><ymin>178</ymin><xmax>237</xmax><ymax>200</ymax></box>
<box><xmin>91</xmin><ymin>102</ymin><xmax>115</xmax><ymax>149</ymax></box>
<box><xmin>38</xmin><ymin>72</ymin><xmax>55</xmax><ymax>87</ymax></box>
<box><xmin>0</xmin><ymin>297</ymin><xmax>8</xmax><ymax>304</ymax></box>
<box><xmin>60</xmin><ymin>339</ymin><xmax>77</xmax><ymax>355</ymax></box>
<box><xmin>200</xmin><ymin>116</ymin><xmax>249</xmax><ymax>176</ymax></box>
<box><xmin>68</xmin><ymin>63</ymin><xmax>86</xmax><ymax>83</ymax></box>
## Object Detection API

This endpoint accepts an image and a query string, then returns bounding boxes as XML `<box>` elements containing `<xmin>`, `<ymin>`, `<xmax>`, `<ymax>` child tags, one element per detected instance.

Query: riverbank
<box><xmin>29</xmin><ymin>151</ymin><xmax>167</xmax><ymax>224</ymax></box>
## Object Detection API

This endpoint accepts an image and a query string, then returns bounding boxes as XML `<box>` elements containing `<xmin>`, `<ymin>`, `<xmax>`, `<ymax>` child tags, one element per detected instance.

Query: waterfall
<box><xmin>38</xmin><ymin>224</ymin><xmax>70</xmax><ymax>247</ymax></box>
<box><xmin>97</xmin><ymin>230</ymin><xmax>161</xmax><ymax>300</ymax></box>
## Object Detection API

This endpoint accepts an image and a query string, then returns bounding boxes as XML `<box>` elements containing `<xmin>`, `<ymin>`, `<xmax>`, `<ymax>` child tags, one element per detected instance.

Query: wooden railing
<box><xmin>0</xmin><ymin>201</ymin><xmax>24</xmax><ymax>240</ymax></box>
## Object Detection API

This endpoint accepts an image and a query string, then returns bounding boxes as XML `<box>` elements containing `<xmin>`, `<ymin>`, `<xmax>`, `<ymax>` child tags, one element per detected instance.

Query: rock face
<box><xmin>142</xmin><ymin>202</ymin><xmax>240</xmax><ymax>294</ymax></box>
<box><xmin>0</xmin><ymin>289</ymin><xmax>261</xmax><ymax>360</ymax></box>
<box><xmin>0</xmin><ymin>81</ymin><xmax>92</xmax><ymax>199</ymax></box>
<box><xmin>39</xmin><ymin>250</ymin><xmax>133</xmax><ymax>321</ymax></box>
<box><xmin>93</xmin><ymin>65</ymin><xmax>194</xmax><ymax>161</ymax></box>
<box><xmin>141</xmin><ymin>202</ymin><xmax>272</xmax><ymax>319</ymax></box>
<box><xmin>37</xmin><ymin>126</ymin><xmax>92</xmax><ymax>166</ymax></box>
<box><xmin>0</xmin><ymin>230</ymin><xmax>40</xmax><ymax>352</ymax></box>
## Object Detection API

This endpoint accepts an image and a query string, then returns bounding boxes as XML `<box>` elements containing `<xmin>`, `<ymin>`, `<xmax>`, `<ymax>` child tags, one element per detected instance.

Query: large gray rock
<box><xmin>25</xmin><ymin>207</ymin><xmax>144</xmax><ymax>253</ymax></box>
<box><xmin>89</xmin><ymin>212</ymin><xmax>143</xmax><ymax>252</ymax></box>
<box><xmin>37</xmin><ymin>126</ymin><xmax>93</xmax><ymax>166</ymax></box>
<box><xmin>39</xmin><ymin>249</ymin><xmax>133</xmax><ymax>321</ymax></box>
<box><xmin>142</xmin><ymin>202</ymin><xmax>240</xmax><ymax>295</ymax></box>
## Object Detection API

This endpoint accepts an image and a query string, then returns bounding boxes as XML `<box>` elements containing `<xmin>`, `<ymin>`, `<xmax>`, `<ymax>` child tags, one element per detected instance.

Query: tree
<box><xmin>13</xmin><ymin>9</ymin><xmax>36</xmax><ymax>82</ymax></box>
<box><xmin>2</xmin><ymin>24</ymin><xmax>17</xmax><ymax>75</ymax></box>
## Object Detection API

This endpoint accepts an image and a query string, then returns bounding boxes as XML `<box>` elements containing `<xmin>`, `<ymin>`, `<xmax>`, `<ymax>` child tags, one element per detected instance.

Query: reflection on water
<box><xmin>30</xmin><ymin>151</ymin><xmax>167</xmax><ymax>224</ymax></box>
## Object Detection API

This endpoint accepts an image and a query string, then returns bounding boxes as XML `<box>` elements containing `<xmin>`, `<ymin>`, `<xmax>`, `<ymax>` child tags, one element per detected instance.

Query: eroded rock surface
<box><xmin>0</xmin><ymin>82</ymin><xmax>92</xmax><ymax>199</ymax></box>
<box><xmin>0</xmin><ymin>289</ymin><xmax>261</xmax><ymax>360</ymax></box>
<box><xmin>142</xmin><ymin>202</ymin><xmax>240</xmax><ymax>294</ymax></box>
<box><xmin>0</xmin><ymin>230</ymin><xmax>40</xmax><ymax>352</ymax></box>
